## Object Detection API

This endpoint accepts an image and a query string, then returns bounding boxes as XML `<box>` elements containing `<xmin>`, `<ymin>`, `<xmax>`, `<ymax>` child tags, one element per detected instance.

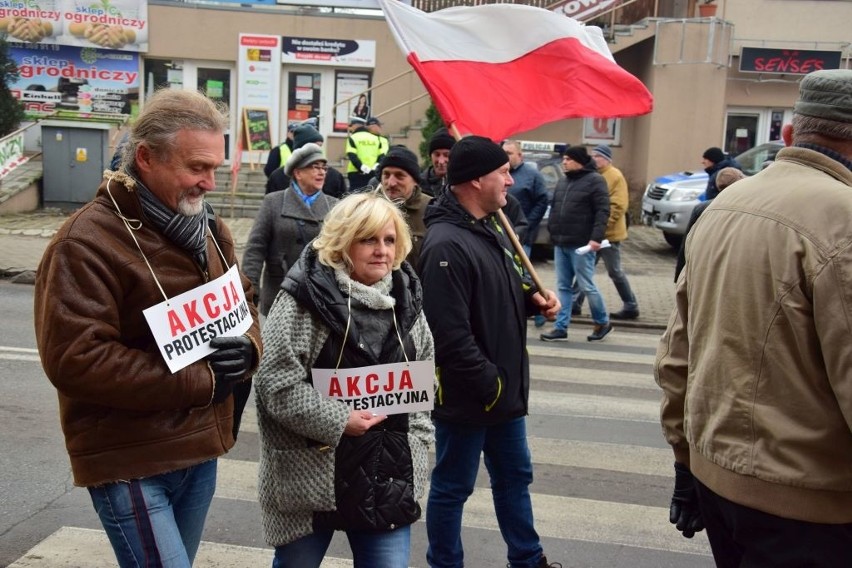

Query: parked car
<box><xmin>641</xmin><ymin>141</ymin><xmax>784</xmax><ymax>248</ymax></box>
<box><xmin>524</xmin><ymin>150</ymin><xmax>563</xmax><ymax>257</ymax></box>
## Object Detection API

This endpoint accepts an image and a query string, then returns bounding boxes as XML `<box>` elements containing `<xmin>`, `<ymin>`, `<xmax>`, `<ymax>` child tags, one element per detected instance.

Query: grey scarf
<box><xmin>132</xmin><ymin>172</ymin><xmax>209</xmax><ymax>270</ymax></box>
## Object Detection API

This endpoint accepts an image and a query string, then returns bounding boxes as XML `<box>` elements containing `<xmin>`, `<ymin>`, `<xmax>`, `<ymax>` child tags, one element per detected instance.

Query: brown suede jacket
<box><xmin>34</xmin><ymin>171</ymin><xmax>262</xmax><ymax>487</ymax></box>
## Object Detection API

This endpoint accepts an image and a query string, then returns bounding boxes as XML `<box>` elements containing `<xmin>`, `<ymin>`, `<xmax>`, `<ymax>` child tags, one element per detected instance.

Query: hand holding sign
<box><xmin>344</xmin><ymin>410</ymin><xmax>388</xmax><ymax>437</ymax></box>
<box><xmin>208</xmin><ymin>335</ymin><xmax>254</xmax><ymax>403</ymax></box>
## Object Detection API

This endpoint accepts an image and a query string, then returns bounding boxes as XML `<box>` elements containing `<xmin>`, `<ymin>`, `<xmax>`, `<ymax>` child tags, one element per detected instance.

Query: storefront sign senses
<box><xmin>739</xmin><ymin>47</ymin><xmax>842</xmax><ymax>74</ymax></box>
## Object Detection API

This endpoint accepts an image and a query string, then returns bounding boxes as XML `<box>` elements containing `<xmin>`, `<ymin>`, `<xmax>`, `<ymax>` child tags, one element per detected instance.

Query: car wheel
<box><xmin>663</xmin><ymin>231</ymin><xmax>683</xmax><ymax>249</ymax></box>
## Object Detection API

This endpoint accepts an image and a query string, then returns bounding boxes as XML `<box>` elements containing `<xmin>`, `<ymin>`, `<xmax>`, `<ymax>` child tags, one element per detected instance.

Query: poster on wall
<box><xmin>287</xmin><ymin>72</ymin><xmax>321</xmax><ymax>125</ymax></box>
<box><xmin>237</xmin><ymin>34</ymin><xmax>281</xmax><ymax>160</ymax></box>
<box><xmin>0</xmin><ymin>0</ymin><xmax>149</xmax><ymax>52</ymax></box>
<box><xmin>334</xmin><ymin>71</ymin><xmax>371</xmax><ymax>132</ymax></box>
<box><xmin>8</xmin><ymin>42</ymin><xmax>139</xmax><ymax>119</ymax></box>
<box><xmin>582</xmin><ymin>117</ymin><xmax>621</xmax><ymax>146</ymax></box>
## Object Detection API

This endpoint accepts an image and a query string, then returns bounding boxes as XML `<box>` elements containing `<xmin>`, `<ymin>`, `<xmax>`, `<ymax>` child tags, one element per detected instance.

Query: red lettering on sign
<box><xmin>399</xmin><ymin>369</ymin><xmax>413</xmax><ymax>390</ymax></box>
<box><xmin>347</xmin><ymin>375</ymin><xmax>361</xmax><ymax>396</ymax></box>
<box><xmin>167</xmin><ymin>309</ymin><xmax>187</xmax><ymax>337</ymax></box>
<box><xmin>182</xmin><ymin>300</ymin><xmax>204</xmax><ymax>328</ymax></box>
<box><xmin>754</xmin><ymin>52</ymin><xmax>825</xmax><ymax>74</ymax></box>
<box><xmin>203</xmin><ymin>292</ymin><xmax>220</xmax><ymax>318</ymax></box>
<box><xmin>366</xmin><ymin>373</ymin><xmax>379</xmax><ymax>394</ymax></box>
<box><xmin>328</xmin><ymin>376</ymin><xmax>343</xmax><ymax>397</ymax></box>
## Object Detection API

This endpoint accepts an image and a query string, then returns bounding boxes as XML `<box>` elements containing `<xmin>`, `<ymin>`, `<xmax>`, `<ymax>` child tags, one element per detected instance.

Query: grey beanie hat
<box><xmin>284</xmin><ymin>143</ymin><xmax>326</xmax><ymax>177</ymax></box>
<box><xmin>592</xmin><ymin>144</ymin><xmax>613</xmax><ymax>161</ymax></box>
<box><xmin>793</xmin><ymin>69</ymin><xmax>852</xmax><ymax>123</ymax></box>
<box><xmin>293</xmin><ymin>124</ymin><xmax>323</xmax><ymax>149</ymax></box>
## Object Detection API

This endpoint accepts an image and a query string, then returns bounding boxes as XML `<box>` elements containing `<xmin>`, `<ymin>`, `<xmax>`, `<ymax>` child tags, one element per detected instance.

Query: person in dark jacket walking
<box><xmin>541</xmin><ymin>146</ymin><xmax>612</xmax><ymax>342</ymax></box>
<box><xmin>254</xmin><ymin>192</ymin><xmax>435</xmax><ymax>567</ymax></box>
<box><xmin>419</xmin><ymin>136</ymin><xmax>560</xmax><ymax>568</ymax></box>
<box><xmin>701</xmin><ymin>146</ymin><xmax>742</xmax><ymax>200</ymax></box>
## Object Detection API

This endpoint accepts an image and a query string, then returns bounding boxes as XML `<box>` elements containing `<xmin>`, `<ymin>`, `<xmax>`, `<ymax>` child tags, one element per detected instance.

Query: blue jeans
<box><xmin>273</xmin><ymin>526</ymin><xmax>411</xmax><ymax>568</ymax></box>
<box><xmin>426</xmin><ymin>417</ymin><xmax>543</xmax><ymax>568</ymax></box>
<box><xmin>573</xmin><ymin>242</ymin><xmax>638</xmax><ymax>312</ymax></box>
<box><xmin>88</xmin><ymin>459</ymin><xmax>217</xmax><ymax>568</ymax></box>
<box><xmin>554</xmin><ymin>245</ymin><xmax>608</xmax><ymax>329</ymax></box>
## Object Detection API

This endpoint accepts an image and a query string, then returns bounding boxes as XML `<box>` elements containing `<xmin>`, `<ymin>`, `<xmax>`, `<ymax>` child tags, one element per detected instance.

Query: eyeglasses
<box><xmin>304</xmin><ymin>164</ymin><xmax>328</xmax><ymax>172</ymax></box>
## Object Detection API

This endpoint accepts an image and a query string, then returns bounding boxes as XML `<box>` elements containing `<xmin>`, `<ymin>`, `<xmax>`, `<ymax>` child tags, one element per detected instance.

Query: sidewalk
<box><xmin>0</xmin><ymin>211</ymin><xmax>677</xmax><ymax>329</ymax></box>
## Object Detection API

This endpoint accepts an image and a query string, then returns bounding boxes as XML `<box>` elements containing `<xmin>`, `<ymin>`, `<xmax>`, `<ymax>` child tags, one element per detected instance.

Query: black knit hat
<box><xmin>379</xmin><ymin>145</ymin><xmax>421</xmax><ymax>185</ymax></box>
<box><xmin>428</xmin><ymin>127</ymin><xmax>456</xmax><ymax>154</ymax></box>
<box><xmin>702</xmin><ymin>147</ymin><xmax>725</xmax><ymax>164</ymax></box>
<box><xmin>447</xmin><ymin>135</ymin><xmax>509</xmax><ymax>186</ymax></box>
<box><xmin>563</xmin><ymin>145</ymin><xmax>591</xmax><ymax>165</ymax></box>
<box><xmin>293</xmin><ymin>125</ymin><xmax>323</xmax><ymax>150</ymax></box>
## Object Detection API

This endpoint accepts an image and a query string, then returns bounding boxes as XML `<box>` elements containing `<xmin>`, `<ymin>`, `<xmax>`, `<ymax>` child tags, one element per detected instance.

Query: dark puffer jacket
<box><xmin>547</xmin><ymin>163</ymin><xmax>610</xmax><ymax>248</ymax></box>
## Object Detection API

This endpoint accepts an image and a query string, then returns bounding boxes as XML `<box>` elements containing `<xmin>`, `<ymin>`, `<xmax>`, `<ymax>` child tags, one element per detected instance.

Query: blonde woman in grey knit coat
<box><xmin>254</xmin><ymin>192</ymin><xmax>435</xmax><ymax>567</ymax></box>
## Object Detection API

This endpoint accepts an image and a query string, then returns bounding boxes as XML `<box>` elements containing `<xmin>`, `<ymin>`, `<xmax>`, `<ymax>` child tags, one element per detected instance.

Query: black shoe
<box><xmin>540</xmin><ymin>329</ymin><xmax>568</xmax><ymax>342</ymax></box>
<box><xmin>610</xmin><ymin>309</ymin><xmax>639</xmax><ymax>320</ymax></box>
<box><xmin>571</xmin><ymin>304</ymin><xmax>582</xmax><ymax>316</ymax></box>
<box><xmin>587</xmin><ymin>322</ymin><xmax>613</xmax><ymax>341</ymax></box>
<box><xmin>537</xmin><ymin>556</ymin><xmax>563</xmax><ymax>568</ymax></box>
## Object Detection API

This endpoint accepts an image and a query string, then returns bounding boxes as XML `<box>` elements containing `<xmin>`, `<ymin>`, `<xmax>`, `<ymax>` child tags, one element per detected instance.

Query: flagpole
<box><xmin>448</xmin><ymin>124</ymin><xmax>547</xmax><ymax>295</ymax></box>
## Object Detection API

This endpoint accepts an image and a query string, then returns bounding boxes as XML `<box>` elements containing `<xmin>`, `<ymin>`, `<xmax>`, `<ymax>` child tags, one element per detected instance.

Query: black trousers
<box><xmin>695</xmin><ymin>479</ymin><xmax>852</xmax><ymax>567</ymax></box>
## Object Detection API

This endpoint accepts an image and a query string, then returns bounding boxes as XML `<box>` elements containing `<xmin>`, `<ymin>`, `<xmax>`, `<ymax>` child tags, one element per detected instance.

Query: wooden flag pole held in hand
<box><xmin>448</xmin><ymin>124</ymin><xmax>547</xmax><ymax>295</ymax></box>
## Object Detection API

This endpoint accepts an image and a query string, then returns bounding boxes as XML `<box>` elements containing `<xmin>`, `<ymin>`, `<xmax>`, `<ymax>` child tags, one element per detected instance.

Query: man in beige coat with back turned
<box><xmin>656</xmin><ymin>69</ymin><xmax>852</xmax><ymax>566</ymax></box>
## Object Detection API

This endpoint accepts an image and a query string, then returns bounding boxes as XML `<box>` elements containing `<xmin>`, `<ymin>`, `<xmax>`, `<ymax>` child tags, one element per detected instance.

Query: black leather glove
<box><xmin>670</xmin><ymin>462</ymin><xmax>705</xmax><ymax>538</ymax></box>
<box><xmin>208</xmin><ymin>335</ymin><xmax>254</xmax><ymax>403</ymax></box>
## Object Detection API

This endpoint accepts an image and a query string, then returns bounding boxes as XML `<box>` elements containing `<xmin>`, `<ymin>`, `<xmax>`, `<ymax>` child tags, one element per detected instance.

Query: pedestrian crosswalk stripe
<box><xmin>529</xmin><ymin>390</ymin><xmax>659</xmax><ymax>422</ymax></box>
<box><xmin>6</xmin><ymin>526</ymin><xmax>355</xmax><ymax>568</ymax></box>
<box><xmin>530</xmin><ymin>364</ymin><xmax>656</xmax><ymax>390</ymax></box>
<box><xmin>212</xmin><ymin>459</ymin><xmax>708</xmax><ymax>557</ymax></box>
<box><xmin>529</xmin><ymin>343</ymin><xmax>654</xmax><ymax>365</ymax></box>
<box><xmin>0</xmin><ymin>345</ymin><xmax>41</xmax><ymax>362</ymax></box>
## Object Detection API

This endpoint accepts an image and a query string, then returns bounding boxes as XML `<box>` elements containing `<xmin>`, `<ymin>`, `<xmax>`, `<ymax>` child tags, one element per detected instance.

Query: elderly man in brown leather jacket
<box><xmin>34</xmin><ymin>89</ymin><xmax>262</xmax><ymax>568</ymax></box>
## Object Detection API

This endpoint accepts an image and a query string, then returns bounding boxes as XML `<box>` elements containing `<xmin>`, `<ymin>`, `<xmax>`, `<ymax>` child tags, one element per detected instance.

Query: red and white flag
<box><xmin>378</xmin><ymin>0</ymin><xmax>653</xmax><ymax>142</ymax></box>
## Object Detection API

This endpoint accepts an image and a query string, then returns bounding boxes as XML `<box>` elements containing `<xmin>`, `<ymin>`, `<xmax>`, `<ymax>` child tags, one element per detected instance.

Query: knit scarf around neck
<box><xmin>133</xmin><ymin>173</ymin><xmax>209</xmax><ymax>270</ymax></box>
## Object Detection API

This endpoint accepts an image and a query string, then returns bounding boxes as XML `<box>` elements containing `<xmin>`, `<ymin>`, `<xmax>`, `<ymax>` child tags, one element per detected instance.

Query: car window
<box><xmin>735</xmin><ymin>143</ymin><xmax>782</xmax><ymax>176</ymax></box>
<box><xmin>538</xmin><ymin>163</ymin><xmax>562</xmax><ymax>194</ymax></box>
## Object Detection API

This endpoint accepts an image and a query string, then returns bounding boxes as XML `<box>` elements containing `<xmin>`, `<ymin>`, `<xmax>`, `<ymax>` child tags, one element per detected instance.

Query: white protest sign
<box><xmin>143</xmin><ymin>265</ymin><xmax>253</xmax><ymax>373</ymax></box>
<box><xmin>311</xmin><ymin>360</ymin><xmax>435</xmax><ymax>415</ymax></box>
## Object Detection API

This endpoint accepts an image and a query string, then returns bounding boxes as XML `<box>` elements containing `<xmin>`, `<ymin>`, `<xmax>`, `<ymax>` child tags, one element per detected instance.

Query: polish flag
<box><xmin>378</xmin><ymin>0</ymin><xmax>653</xmax><ymax>142</ymax></box>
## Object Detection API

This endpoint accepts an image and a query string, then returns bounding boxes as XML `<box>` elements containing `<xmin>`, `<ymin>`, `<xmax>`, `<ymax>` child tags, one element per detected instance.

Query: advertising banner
<box><xmin>143</xmin><ymin>265</ymin><xmax>253</xmax><ymax>374</ymax></box>
<box><xmin>282</xmin><ymin>37</ymin><xmax>375</xmax><ymax>68</ymax></box>
<box><xmin>334</xmin><ymin>71</ymin><xmax>370</xmax><ymax>132</ymax></box>
<box><xmin>739</xmin><ymin>47</ymin><xmax>842</xmax><ymax>74</ymax></box>
<box><xmin>551</xmin><ymin>0</ymin><xmax>624</xmax><ymax>21</ymax></box>
<box><xmin>237</xmin><ymin>34</ymin><xmax>281</xmax><ymax>160</ymax></box>
<box><xmin>9</xmin><ymin>42</ymin><xmax>139</xmax><ymax>119</ymax></box>
<box><xmin>0</xmin><ymin>0</ymin><xmax>148</xmax><ymax>52</ymax></box>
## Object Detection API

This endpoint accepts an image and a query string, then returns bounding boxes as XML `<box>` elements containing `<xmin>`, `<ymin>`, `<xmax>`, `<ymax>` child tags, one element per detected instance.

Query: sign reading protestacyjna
<box><xmin>311</xmin><ymin>360</ymin><xmax>435</xmax><ymax>415</ymax></box>
<box><xmin>143</xmin><ymin>265</ymin><xmax>252</xmax><ymax>374</ymax></box>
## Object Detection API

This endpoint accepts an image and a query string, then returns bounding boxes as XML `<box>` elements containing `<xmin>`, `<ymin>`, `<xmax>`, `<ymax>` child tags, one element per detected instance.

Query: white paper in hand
<box><xmin>575</xmin><ymin>239</ymin><xmax>611</xmax><ymax>255</ymax></box>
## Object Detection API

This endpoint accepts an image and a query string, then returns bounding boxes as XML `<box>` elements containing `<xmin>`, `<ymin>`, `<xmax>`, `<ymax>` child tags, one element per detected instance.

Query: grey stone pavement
<box><xmin>0</xmin><ymin>211</ymin><xmax>677</xmax><ymax>329</ymax></box>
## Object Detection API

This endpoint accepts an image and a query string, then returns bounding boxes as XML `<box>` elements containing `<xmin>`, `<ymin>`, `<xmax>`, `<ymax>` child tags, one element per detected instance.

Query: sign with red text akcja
<box><xmin>312</xmin><ymin>360</ymin><xmax>435</xmax><ymax>415</ymax></box>
<box><xmin>143</xmin><ymin>265</ymin><xmax>253</xmax><ymax>374</ymax></box>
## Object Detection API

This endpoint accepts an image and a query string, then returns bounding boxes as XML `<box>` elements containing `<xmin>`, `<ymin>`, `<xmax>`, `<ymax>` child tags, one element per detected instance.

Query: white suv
<box><xmin>642</xmin><ymin>141</ymin><xmax>784</xmax><ymax>248</ymax></box>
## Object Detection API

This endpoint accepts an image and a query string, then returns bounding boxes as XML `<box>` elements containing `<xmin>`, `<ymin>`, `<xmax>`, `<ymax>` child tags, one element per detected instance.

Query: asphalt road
<box><xmin>0</xmin><ymin>281</ymin><xmax>712</xmax><ymax>568</ymax></box>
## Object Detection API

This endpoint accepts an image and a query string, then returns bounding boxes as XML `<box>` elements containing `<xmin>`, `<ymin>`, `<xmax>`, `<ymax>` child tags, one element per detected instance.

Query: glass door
<box><xmin>724</xmin><ymin>113</ymin><xmax>759</xmax><ymax>156</ymax></box>
<box><xmin>198</xmin><ymin>67</ymin><xmax>232</xmax><ymax>160</ymax></box>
